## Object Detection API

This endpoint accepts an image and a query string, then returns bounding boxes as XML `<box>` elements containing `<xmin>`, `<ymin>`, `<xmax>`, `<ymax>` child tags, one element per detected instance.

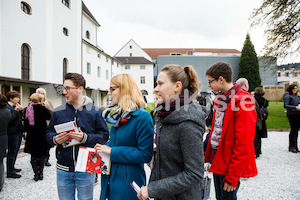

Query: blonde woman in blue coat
<box><xmin>95</xmin><ymin>74</ymin><xmax>154</xmax><ymax>200</ymax></box>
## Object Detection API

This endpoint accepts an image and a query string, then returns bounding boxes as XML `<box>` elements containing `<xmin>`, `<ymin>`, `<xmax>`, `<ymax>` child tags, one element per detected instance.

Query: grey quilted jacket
<box><xmin>148</xmin><ymin>103</ymin><xmax>207</xmax><ymax>200</ymax></box>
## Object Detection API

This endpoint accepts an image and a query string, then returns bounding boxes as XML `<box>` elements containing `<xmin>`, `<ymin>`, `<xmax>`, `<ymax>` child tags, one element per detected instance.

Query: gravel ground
<box><xmin>0</xmin><ymin>131</ymin><xmax>299</xmax><ymax>200</ymax></box>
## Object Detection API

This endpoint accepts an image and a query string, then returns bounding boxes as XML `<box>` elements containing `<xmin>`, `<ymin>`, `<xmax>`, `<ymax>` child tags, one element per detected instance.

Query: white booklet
<box><xmin>75</xmin><ymin>147</ymin><xmax>111</xmax><ymax>175</ymax></box>
<box><xmin>54</xmin><ymin>121</ymin><xmax>81</xmax><ymax>148</ymax></box>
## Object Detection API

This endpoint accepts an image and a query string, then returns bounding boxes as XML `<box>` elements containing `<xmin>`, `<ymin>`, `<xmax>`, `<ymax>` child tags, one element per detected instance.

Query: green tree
<box><xmin>238</xmin><ymin>33</ymin><xmax>261</xmax><ymax>91</ymax></box>
<box><xmin>250</xmin><ymin>0</ymin><xmax>300</xmax><ymax>59</ymax></box>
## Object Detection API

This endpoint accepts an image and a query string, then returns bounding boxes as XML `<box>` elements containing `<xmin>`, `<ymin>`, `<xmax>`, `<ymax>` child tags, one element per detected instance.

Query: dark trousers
<box><xmin>31</xmin><ymin>154</ymin><xmax>46</xmax><ymax>177</ymax></box>
<box><xmin>0</xmin><ymin>158</ymin><xmax>4</xmax><ymax>190</ymax></box>
<box><xmin>254</xmin><ymin>126</ymin><xmax>262</xmax><ymax>157</ymax></box>
<box><xmin>6</xmin><ymin>132</ymin><xmax>22</xmax><ymax>174</ymax></box>
<box><xmin>213</xmin><ymin>174</ymin><xmax>240</xmax><ymax>200</ymax></box>
<box><xmin>287</xmin><ymin>114</ymin><xmax>300</xmax><ymax>150</ymax></box>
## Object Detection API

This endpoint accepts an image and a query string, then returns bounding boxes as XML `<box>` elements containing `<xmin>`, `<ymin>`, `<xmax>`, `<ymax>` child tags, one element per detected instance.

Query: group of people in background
<box><xmin>0</xmin><ymin>88</ymin><xmax>55</xmax><ymax>191</ymax></box>
<box><xmin>0</xmin><ymin>61</ymin><xmax>298</xmax><ymax>200</ymax></box>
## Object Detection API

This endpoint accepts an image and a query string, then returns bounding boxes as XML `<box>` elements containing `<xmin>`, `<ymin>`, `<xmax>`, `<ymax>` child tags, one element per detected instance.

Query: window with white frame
<box><xmin>141</xmin><ymin>76</ymin><xmax>145</xmax><ymax>84</ymax></box>
<box><xmin>125</xmin><ymin>65</ymin><xmax>130</xmax><ymax>70</ymax></box>
<box><xmin>63</xmin><ymin>27</ymin><xmax>69</xmax><ymax>36</ymax></box>
<box><xmin>286</xmin><ymin>72</ymin><xmax>289</xmax><ymax>77</ymax></box>
<box><xmin>140</xmin><ymin>65</ymin><xmax>145</xmax><ymax>70</ymax></box>
<box><xmin>278</xmin><ymin>72</ymin><xmax>281</xmax><ymax>77</ymax></box>
<box><xmin>21</xmin><ymin>1</ymin><xmax>32</xmax><ymax>15</ymax></box>
<box><xmin>106</xmin><ymin>57</ymin><xmax>108</xmax><ymax>62</ymax></box>
<box><xmin>87</xmin><ymin>62</ymin><xmax>91</xmax><ymax>74</ymax></box>
<box><xmin>97</xmin><ymin>67</ymin><xmax>101</xmax><ymax>77</ymax></box>
<box><xmin>98</xmin><ymin>54</ymin><xmax>101</xmax><ymax>58</ymax></box>
<box><xmin>86</xmin><ymin>31</ymin><xmax>90</xmax><ymax>39</ymax></box>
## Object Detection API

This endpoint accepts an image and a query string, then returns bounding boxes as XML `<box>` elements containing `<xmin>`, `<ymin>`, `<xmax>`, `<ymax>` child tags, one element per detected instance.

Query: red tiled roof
<box><xmin>142</xmin><ymin>48</ymin><xmax>241</xmax><ymax>60</ymax></box>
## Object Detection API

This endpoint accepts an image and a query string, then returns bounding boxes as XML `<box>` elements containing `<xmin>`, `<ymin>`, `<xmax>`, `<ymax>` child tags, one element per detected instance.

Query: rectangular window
<box><xmin>140</xmin><ymin>65</ymin><xmax>145</xmax><ymax>70</ymax></box>
<box><xmin>112</xmin><ymin>60</ymin><xmax>114</xmax><ymax>65</ymax></box>
<box><xmin>141</xmin><ymin>76</ymin><xmax>145</xmax><ymax>84</ymax></box>
<box><xmin>97</xmin><ymin>67</ymin><xmax>101</xmax><ymax>77</ymax></box>
<box><xmin>106</xmin><ymin>70</ymin><xmax>109</xmax><ymax>80</ymax></box>
<box><xmin>87</xmin><ymin>63</ymin><xmax>91</xmax><ymax>74</ymax></box>
<box><xmin>125</xmin><ymin>65</ymin><xmax>130</xmax><ymax>70</ymax></box>
<box><xmin>98</xmin><ymin>54</ymin><xmax>101</xmax><ymax>58</ymax></box>
<box><xmin>106</xmin><ymin>57</ymin><xmax>108</xmax><ymax>62</ymax></box>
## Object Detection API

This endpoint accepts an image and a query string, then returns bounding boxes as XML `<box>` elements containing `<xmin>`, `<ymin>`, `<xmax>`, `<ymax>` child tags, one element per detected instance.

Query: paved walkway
<box><xmin>0</xmin><ymin>131</ymin><xmax>299</xmax><ymax>199</ymax></box>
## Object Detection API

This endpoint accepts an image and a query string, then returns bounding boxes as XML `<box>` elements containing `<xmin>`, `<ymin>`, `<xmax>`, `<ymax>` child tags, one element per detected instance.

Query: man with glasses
<box><xmin>46</xmin><ymin>73</ymin><xmax>109</xmax><ymax>200</ymax></box>
<box><xmin>204</xmin><ymin>62</ymin><xmax>257</xmax><ymax>200</ymax></box>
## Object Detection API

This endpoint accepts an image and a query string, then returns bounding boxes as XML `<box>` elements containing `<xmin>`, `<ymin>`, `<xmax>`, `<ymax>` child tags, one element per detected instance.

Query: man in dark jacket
<box><xmin>46</xmin><ymin>73</ymin><xmax>109</xmax><ymax>200</ymax></box>
<box><xmin>5</xmin><ymin>91</ymin><xmax>23</xmax><ymax>179</ymax></box>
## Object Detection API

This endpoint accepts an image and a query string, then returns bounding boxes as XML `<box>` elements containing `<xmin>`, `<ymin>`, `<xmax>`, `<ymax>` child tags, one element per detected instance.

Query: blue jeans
<box><xmin>213</xmin><ymin>174</ymin><xmax>240</xmax><ymax>200</ymax></box>
<box><xmin>7</xmin><ymin>132</ymin><xmax>22</xmax><ymax>174</ymax></box>
<box><xmin>56</xmin><ymin>168</ymin><xmax>95</xmax><ymax>200</ymax></box>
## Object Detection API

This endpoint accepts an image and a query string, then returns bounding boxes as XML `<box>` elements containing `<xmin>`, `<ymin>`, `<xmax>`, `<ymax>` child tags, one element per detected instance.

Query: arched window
<box><xmin>21</xmin><ymin>43</ymin><xmax>30</xmax><ymax>80</ymax></box>
<box><xmin>86</xmin><ymin>31</ymin><xmax>90</xmax><ymax>39</ymax></box>
<box><xmin>63</xmin><ymin>58</ymin><xmax>68</xmax><ymax>81</ymax></box>
<box><xmin>21</xmin><ymin>1</ymin><xmax>32</xmax><ymax>15</ymax></box>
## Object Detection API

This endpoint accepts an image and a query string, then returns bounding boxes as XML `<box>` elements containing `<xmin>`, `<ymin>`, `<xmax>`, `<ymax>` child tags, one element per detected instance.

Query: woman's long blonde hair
<box><xmin>111</xmin><ymin>74</ymin><xmax>147</xmax><ymax>112</ymax></box>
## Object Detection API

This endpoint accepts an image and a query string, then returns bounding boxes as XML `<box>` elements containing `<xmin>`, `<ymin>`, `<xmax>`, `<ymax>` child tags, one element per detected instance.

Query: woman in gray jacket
<box><xmin>138</xmin><ymin>64</ymin><xmax>207</xmax><ymax>200</ymax></box>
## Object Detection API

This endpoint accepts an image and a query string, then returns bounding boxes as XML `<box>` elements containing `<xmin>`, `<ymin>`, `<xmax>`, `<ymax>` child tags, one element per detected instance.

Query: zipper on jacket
<box><xmin>73</xmin><ymin>110</ymin><xmax>78</xmax><ymax>169</ymax></box>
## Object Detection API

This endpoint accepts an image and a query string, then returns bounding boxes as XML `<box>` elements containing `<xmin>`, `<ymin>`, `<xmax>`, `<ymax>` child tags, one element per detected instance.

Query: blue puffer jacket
<box><xmin>46</xmin><ymin>96</ymin><xmax>109</xmax><ymax>172</ymax></box>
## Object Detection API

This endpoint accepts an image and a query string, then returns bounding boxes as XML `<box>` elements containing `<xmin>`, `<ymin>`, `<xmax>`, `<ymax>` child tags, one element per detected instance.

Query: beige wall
<box><xmin>263</xmin><ymin>85</ymin><xmax>285</xmax><ymax>101</ymax></box>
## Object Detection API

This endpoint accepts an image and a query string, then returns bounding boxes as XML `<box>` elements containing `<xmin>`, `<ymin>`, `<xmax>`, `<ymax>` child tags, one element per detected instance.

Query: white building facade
<box><xmin>115</xmin><ymin>39</ymin><xmax>154</xmax><ymax>102</ymax></box>
<box><xmin>0</xmin><ymin>0</ymin><xmax>127</xmax><ymax>107</ymax></box>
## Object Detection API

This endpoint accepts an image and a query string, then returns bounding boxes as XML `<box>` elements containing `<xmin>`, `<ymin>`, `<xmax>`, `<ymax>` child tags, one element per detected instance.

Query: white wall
<box><xmin>115</xmin><ymin>39</ymin><xmax>152</xmax><ymax>62</ymax></box>
<box><xmin>278</xmin><ymin>69</ymin><xmax>300</xmax><ymax>85</ymax></box>
<box><xmin>0</xmin><ymin>0</ymin><xmax>81</xmax><ymax>84</ymax></box>
<box><xmin>82</xmin><ymin>12</ymin><xmax>98</xmax><ymax>46</ymax></box>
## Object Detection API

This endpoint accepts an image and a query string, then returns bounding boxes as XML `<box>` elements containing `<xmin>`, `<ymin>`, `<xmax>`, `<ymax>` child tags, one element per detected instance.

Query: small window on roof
<box><xmin>21</xmin><ymin>2</ymin><xmax>32</xmax><ymax>15</ymax></box>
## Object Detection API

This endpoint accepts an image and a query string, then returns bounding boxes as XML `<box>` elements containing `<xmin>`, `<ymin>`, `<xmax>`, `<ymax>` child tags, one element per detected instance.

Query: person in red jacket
<box><xmin>205</xmin><ymin>62</ymin><xmax>257</xmax><ymax>200</ymax></box>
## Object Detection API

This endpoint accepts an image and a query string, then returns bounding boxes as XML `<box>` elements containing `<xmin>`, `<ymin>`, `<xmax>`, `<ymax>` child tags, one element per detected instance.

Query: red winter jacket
<box><xmin>204</xmin><ymin>90</ymin><xmax>258</xmax><ymax>187</ymax></box>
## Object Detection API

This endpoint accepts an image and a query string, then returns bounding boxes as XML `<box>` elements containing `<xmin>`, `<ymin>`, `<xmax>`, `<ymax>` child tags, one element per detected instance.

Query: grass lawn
<box><xmin>265</xmin><ymin>101</ymin><xmax>290</xmax><ymax>129</ymax></box>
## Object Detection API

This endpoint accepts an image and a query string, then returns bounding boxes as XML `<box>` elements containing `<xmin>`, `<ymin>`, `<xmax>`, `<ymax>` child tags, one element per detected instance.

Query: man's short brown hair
<box><xmin>5</xmin><ymin>90</ymin><xmax>20</xmax><ymax>100</ymax></box>
<box><xmin>64</xmin><ymin>73</ymin><xmax>86</xmax><ymax>89</ymax></box>
<box><xmin>206</xmin><ymin>62</ymin><xmax>233</xmax><ymax>83</ymax></box>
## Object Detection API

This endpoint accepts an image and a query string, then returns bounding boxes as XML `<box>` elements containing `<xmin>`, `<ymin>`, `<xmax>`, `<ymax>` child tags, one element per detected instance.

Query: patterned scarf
<box><xmin>25</xmin><ymin>103</ymin><xmax>42</xmax><ymax>126</ymax></box>
<box><xmin>102</xmin><ymin>105</ymin><xmax>134</xmax><ymax>127</ymax></box>
<box><xmin>156</xmin><ymin>94</ymin><xmax>190</xmax><ymax>119</ymax></box>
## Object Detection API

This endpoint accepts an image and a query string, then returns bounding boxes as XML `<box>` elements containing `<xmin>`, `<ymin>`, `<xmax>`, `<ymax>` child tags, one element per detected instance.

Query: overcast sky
<box><xmin>83</xmin><ymin>0</ymin><xmax>297</xmax><ymax>65</ymax></box>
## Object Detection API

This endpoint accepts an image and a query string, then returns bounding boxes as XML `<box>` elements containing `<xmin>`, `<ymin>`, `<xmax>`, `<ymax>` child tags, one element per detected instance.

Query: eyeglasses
<box><xmin>109</xmin><ymin>86</ymin><xmax>119</xmax><ymax>92</ymax></box>
<box><xmin>208</xmin><ymin>79</ymin><xmax>216</xmax><ymax>84</ymax></box>
<box><xmin>63</xmin><ymin>86</ymin><xmax>80</xmax><ymax>92</ymax></box>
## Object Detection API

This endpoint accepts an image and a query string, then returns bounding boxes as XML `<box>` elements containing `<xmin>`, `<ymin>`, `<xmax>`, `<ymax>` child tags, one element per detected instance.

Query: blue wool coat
<box><xmin>100</xmin><ymin>108</ymin><xmax>154</xmax><ymax>200</ymax></box>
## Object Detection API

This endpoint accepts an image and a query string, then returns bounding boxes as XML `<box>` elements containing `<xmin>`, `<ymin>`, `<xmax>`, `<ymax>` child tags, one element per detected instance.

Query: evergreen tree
<box><xmin>238</xmin><ymin>33</ymin><xmax>261</xmax><ymax>91</ymax></box>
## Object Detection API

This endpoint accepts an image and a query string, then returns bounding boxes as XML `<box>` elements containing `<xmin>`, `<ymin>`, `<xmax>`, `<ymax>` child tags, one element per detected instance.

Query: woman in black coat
<box><xmin>0</xmin><ymin>94</ymin><xmax>12</xmax><ymax>191</ymax></box>
<box><xmin>254</xmin><ymin>87</ymin><xmax>269</xmax><ymax>157</ymax></box>
<box><xmin>24</xmin><ymin>93</ymin><xmax>51</xmax><ymax>181</ymax></box>
<box><xmin>283</xmin><ymin>84</ymin><xmax>300</xmax><ymax>153</ymax></box>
